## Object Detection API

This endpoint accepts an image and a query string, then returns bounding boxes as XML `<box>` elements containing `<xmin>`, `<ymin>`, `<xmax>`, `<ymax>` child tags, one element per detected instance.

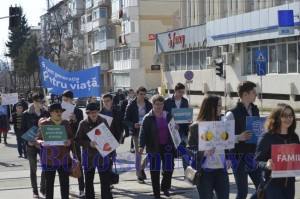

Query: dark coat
<box><xmin>69</xmin><ymin>107</ymin><xmax>84</xmax><ymax>135</ymax></box>
<box><xmin>100</xmin><ymin>106</ymin><xmax>124</xmax><ymax>142</ymax></box>
<box><xmin>75</xmin><ymin>116</ymin><xmax>111</xmax><ymax>167</ymax></box>
<box><xmin>255</xmin><ymin>132</ymin><xmax>299</xmax><ymax>186</ymax></box>
<box><xmin>0</xmin><ymin>105</ymin><xmax>10</xmax><ymax>130</ymax></box>
<box><xmin>164</xmin><ymin>96</ymin><xmax>189</xmax><ymax>136</ymax></box>
<box><xmin>228</xmin><ymin>102</ymin><xmax>259</xmax><ymax>155</ymax></box>
<box><xmin>139</xmin><ymin>110</ymin><xmax>175</xmax><ymax>154</ymax></box>
<box><xmin>124</xmin><ymin>98</ymin><xmax>152</xmax><ymax>136</ymax></box>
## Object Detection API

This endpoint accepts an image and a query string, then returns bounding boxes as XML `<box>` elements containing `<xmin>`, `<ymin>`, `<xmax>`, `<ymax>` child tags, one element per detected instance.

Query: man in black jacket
<box><xmin>224</xmin><ymin>81</ymin><xmax>261</xmax><ymax>199</ymax></box>
<box><xmin>124</xmin><ymin>86</ymin><xmax>152</xmax><ymax>184</ymax></box>
<box><xmin>61</xmin><ymin>90</ymin><xmax>85</xmax><ymax>198</ymax></box>
<box><xmin>20</xmin><ymin>92</ymin><xmax>48</xmax><ymax>198</ymax></box>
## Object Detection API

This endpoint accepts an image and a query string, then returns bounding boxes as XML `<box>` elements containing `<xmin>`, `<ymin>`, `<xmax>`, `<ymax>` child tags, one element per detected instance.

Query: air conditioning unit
<box><xmin>229</xmin><ymin>44</ymin><xmax>240</xmax><ymax>54</ymax></box>
<box><xmin>218</xmin><ymin>45</ymin><xmax>228</xmax><ymax>54</ymax></box>
<box><xmin>221</xmin><ymin>53</ymin><xmax>233</xmax><ymax>65</ymax></box>
<box><xmin>206</xmin><ymin>56</ymin><xmax>213</xmax><ymax>66</ymax></box>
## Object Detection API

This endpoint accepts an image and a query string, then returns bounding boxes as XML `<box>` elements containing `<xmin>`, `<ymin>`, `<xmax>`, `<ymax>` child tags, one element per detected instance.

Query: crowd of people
<box><xmin>0</xmin><ymin>80</ymin><xmax>299</xmax><ymax>199</ymax></box>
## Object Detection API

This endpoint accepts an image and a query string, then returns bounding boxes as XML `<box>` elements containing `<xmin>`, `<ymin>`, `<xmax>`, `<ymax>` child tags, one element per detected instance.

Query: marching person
<box><xmin>61</xmin><ymin>90</ymin><xmax>85</xmax><ymax>198</ymax></box>
<box><xmin>124</xmin><ymin>86</ymin><xmax>152</xmax><ymax>183</ymax></box>
<box><xmin>188</xmin><ymin>95</ymin><xmax>230</xmax><ymax>199</ymax></box>
<box><xmin>20</xmin><ymin>91</ymin><xmax>48</xmax><ymax>198</ymax></box>
<box><xmin>164</xmin><ymin>82</ymin><xmax>190</xmax><ymax>170</ymax></box>
<box><xmin>10</xmin><ymin>103</ymin><xmax>27</xmax><ymax>158</ymax></box>
<box><xmin>139</xmin><ymin>94</ymin><xmax>176</xmax><ymax>198</ymax></box>
<box><xmin>255</xmin><ymin>103</ymin><xmax>300</xmax><ymax>199</ymax></box>
<box><xmin>36</xmin><ymin>103</ymin><xmax>73</xmax><ymax>199</ymax></box>
<box><xmin>224</xmin><ymin>81</ymin><xmax>261</xmax><ymax>199</ymax></box>
<box><xmin>75</xmin><ymin>103</ymin><xmax>114</xmax><ymax>199</ymax></box>
<box><xmin>0</xmin><ymin>95</ymin><xmax>10</xmax><ymax>144</ymax></box>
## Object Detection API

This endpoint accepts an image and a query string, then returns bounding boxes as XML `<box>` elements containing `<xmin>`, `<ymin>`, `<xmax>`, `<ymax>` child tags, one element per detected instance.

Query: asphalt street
<box><xmin>0</xmin><ymin>107</ymin><xmax>299</xmax><ymax>198</ymax></box>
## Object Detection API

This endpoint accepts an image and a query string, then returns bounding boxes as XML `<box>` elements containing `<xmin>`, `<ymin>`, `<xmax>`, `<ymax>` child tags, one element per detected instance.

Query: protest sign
<box><xmin>21</xmin><ymin>126</ymin><xmax>39</xmax><ymax>142</ymax></box>
<box><xmin>245</xmin><ymin>116</ymin><xmax>266</xmax><ymax>144</ymax></box>
<box><xmin>198</xmin><ymin>121</ymin><xmax>235</xmax><ymax>151</ymax></box>
<box><xmin>171</xmin><ymin>108</ymin><xmax>193</xmax><ymax>124</ymax></box>
<box><xmin>167</xmin><ymin>118</ymin><xmax>182</xmax><ymax>148</ymax></box>
<box><xmin>61</xmin><ymin>101</ymin><xmax>76</xmax><ymax>121</ymax></box>
<box><xmin>39</xmin><ymin>56</ymin><xmax>101</xmax><ymax>98</ymax></box>
<box><xmin>271</xmin><ymin>144</ymin><xmax>300</xmax><ymax>178</ymax></box>
<box><xmin>1</xmin><ymin>93</ymin><xmax>18</xmax><ymax>105</ymax></box>
<box><xmin>87</xmin><ymin>123</ymin><xmax>120</xmax><ymax>157</ymax></box>
<box><xmin>99</xmin><ymin>114</ymin><xmax>113</xmax><ymax>127</ymax></box>
<box><xmin>40</xmin><ymin>125</ymin><xmax>67</xmax><ymax>146</ymax></box>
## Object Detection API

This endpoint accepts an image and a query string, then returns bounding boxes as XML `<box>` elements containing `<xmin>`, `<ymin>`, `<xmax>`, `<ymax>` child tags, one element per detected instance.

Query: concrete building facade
<box><xmin>156</xmin><ymin>0</ymin><xmax>300</xmax><ymax>109</ymax></box>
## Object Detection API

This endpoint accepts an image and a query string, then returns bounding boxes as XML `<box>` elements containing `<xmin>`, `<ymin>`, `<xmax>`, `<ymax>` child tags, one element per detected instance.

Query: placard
<box><xmin>87</xmin><ymin>123</ymin><xmax>120</xmax><ymax>157</ymax></box>
<box><xmin>0</xmin><ymin>105</ymin><xmax>8</xmax><ymax>115</ymax></box>
<box><xmin>21</xmin><ymin>126</ymin><xmax>39</xmax><ymax>142</ymax></box>
<box><xmin>245</xmin><ymin>116</ymin><xmax>266</xmax><ymax>144</ymax></box>
<box><xmin>167</xmin><ymin>118</ymin><xmax>182</xmax><ymax>148</ymax></box>
<box><xmin>198</xmin><ymin>121</ymin><xmax>235</xmax><ymax>151</ymax></box>
<box><xmin>99</xmin><ymin>114</ymin><xmax>113</xmax><ymax>127</ymax></box>
<box><xmin>171</xmin><ymin>108</ymin><xmax>193</xmax><ymax>124</ymax></box>
<box><xmin>1</xmin><ymin>93</ymin><xmax>18</xmax><ymax>105</ymax></box>
<box><xmin>271</xmin><ymin>144</ymin><xmax>300</xmax><ymax>178</ymax></box>
<box><xmin>61</xmin><ymin>101</ymin><xmax>76</xmax><ymax>121</ymax></box>
<box><xmin>40</xmin><ymin>125</ymin><xmax>67</xmax><ymax>146</ymax></box>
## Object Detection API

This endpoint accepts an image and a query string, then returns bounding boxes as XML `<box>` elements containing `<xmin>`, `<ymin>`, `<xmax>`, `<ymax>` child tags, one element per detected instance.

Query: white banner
<box><xmin>1</xmin><ymin>93</ymin><xmax>18</xmax><ymax>105</ymax></box>
<box><xmin>168</xmin><ymin>118</ymin><xmax>182</xmax><ymax>149</ymax></box>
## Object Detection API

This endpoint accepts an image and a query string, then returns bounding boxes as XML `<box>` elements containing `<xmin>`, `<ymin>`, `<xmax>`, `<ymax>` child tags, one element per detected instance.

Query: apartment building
<box><xmin>156</xmin><ymin>0</ymin><xmax>300</xmax><ymax>108</ymax></box>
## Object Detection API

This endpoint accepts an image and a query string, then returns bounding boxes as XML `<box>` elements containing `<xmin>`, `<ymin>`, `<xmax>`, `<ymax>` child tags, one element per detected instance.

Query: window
<box><xmin>164</xmin><ymin>54</ymin><xmax>170</xmax><ymax>71</ymax></box>
<box><xmin>288</xmin><ymin>43</ymin><xmax>297</xmax><ymax>73</ymax></box>
<box><xmin>99</xmin><ymin>26</ymin><xmax>106</xmax><ymax>40</ymax></box>
<box><xmin>170</xmin><ymin>53</ymin><xmax>175</xmax><ymax>71</ymax></box>
<box><xmin>193</xmin><ymin>51</ymin><xmax>200</xmax><ymax>70</ymax></box>
<box><xmin>93</xmin><ymin>9</ymin><xmax>99</xmax><ymax>20</ymax></box>
<box><xmin>131</xmin><ymin>48</ymin><xmax>139</xmax><ymax>59</ymax></box>
<box><xmin>100</xmin><ymin>8</ymin><xmax>107</xmax><ymax>19</ymax></box>
<box><xmin>180</xmin><ymin>52</ymin><xmax>186</xmax><ymax>70</ymax></box>
<box><xmin>268</xmin><ymin>45</ymin><xmax>277</xmax><ymax>73</ymax></box>
<box><xmin>251</xmin><ymin>47</ymin><xmax>258</xmax><ymax>74</ymax></box>
<box><xmin>175</xmin><ymin>54</ymin><xmax>180</xmax><ymax>71</ymax></box>
<box><xmin>200</xmin><ymin>51</ymin><xmax>206</xmax><ymax>69</ymax></box>
<box><xmin>278</xmin><ymin>43</ymin><xmax>287</xmax><ymax>73</ymax></box>
<box><xmin>100</xmin><ymin>52</ymin><xmax>108</xmax><ymax>63</ymax></box>
<box><xmin>187</xmin><ymin>52</ymin><xmax>193</xmax><ymax>70</ymax></box>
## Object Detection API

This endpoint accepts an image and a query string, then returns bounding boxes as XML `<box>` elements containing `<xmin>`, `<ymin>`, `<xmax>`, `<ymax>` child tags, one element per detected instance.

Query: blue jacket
<box><xmin>124</xmin><ymin>97</ymin><xmax>152</xmax><ymax>136</ymax></box>
<box><xmin>164</xmin><ymin>96</ymin><xmax>189</xmax><ymax>136</ymax></box>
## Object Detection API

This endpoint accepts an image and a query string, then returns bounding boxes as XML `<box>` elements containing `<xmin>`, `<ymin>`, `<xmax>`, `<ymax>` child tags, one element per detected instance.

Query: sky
<box><xmin>0</xmin><ymin>0</ymin><xmax>60</xmax><ymax>60</ymax></box>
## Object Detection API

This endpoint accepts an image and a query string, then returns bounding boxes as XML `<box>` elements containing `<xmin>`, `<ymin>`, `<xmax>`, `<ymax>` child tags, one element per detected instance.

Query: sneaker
<box><xmin>78</xmin><ymin>190</ymin><xmax>85</xmax><ymax>198</ymax></box>
<box><xmin>137</xmin><ymin>176</ymin><xmax>145</xmax><ymax>184</ymax></box>
<box><xmin>24</xmin><ymin>155</ymin><xmax>28</xmax><ymax>159</ymax></box>
<box><xmin>33</xmin><ymin>191</ymin><xmax>39</xmax><ymax>198</ymax></box>
<box><xmin>40</xmin><ymin>189</ymin><xmax>46</xmax><ymax>197</ymax></box>
<box><xmin>141</xmin><ymin>169</ymin><xmax>147</xmax><ymax>180</ymax></box>
<box><xmin>161</xmin><ymin>189</ymin><xmax>170</xmax><ymax>197</ymax></box>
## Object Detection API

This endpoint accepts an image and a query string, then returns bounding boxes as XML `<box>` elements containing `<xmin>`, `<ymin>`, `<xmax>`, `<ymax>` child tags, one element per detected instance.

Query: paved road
<box><xmin>0</xmin><ymin>107</ymin><xmax>299</xmax><ymax>198</ymax></box>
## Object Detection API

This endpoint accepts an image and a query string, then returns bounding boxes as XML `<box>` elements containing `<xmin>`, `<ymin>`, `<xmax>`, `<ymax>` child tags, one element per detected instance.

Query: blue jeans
<box><xmin>265</xmin><ymin>181</ymin><xmax>295</xmax><ymax>199</ymax></box>
<box><xmin>196</xmin><ymin>168</ymin><xmax>229</xmax><ymax>199</ymax></box>
<box><xmin>233</xmin><ymin>160</ymin><xmax>261</xmax><ymax>199</ymax></box>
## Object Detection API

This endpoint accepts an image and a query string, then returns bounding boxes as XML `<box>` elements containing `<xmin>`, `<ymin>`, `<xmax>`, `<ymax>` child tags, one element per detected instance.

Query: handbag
<box><xmin>184</xmin><ymin>166</ymin><xmax>201</xmax><ymax>185</ymax></box>
<box><xmin>257</xmin><ymin>178</ymin><xmax>272</xmax><ymax>199</ymax></box>
<box><xmin>69</xmin><ymin>144</ymin><xmax>82</xmax><ymax>178</ymax></box>
<box><xmin>111</xmin><ymin>160</ymin><xmax>119</xmax><ymax>184</ymax></box>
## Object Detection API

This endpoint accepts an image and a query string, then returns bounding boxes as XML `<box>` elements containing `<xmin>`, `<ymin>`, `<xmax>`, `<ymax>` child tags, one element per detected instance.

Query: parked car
<box><xmin>75</xmin><ymin>97</ymin><xmax>88</xmax><ymax>108</ymax></box>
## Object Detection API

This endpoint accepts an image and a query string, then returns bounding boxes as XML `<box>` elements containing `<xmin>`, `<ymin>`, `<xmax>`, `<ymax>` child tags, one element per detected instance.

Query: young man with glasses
<box><xmin>61</xmin><ymin>90</ymin><xmax>85</xmax><ymax>198</ymax></box>
<box><xmin>224</xmin><ymin>81</ymin><xmax>261</xmax><ymax>199</ymax></box>
<box><xmin>163</xmin><ymin>83</ymin><xmax>190</xmax><ymax>171</ymax></box>
<box><xmin>124</xmin><ymin>86</ymin><xmax>152</xmax><ymax>184</ymax></box>
<box><xmin>20</xmin><ymin>92</ymin><xmax>48</xmax><ymax>198</ymax></box>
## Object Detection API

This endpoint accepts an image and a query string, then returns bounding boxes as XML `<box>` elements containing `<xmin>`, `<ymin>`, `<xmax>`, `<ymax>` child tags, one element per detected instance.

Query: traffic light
<box><xmin>9</xmin><ymin>6</ymin><xmax>21</xmax><ymax>29</ymax></box>
<box><xmin>215</xmin><ymin>62</ymin><xmax>224</xmax><ymax>77</ymax></box>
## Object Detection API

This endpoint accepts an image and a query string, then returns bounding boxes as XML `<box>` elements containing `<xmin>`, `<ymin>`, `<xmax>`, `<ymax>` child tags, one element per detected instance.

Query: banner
<box><xmin>245</xmin><ymin>116</ymin><xmax>266</xmax><ymax>144</ymax></box>
<box><xmin>40</xmin><ymin>125</ymin><xmax>67</xmax><ymax>146</ymax></box>
<box><xmin>87</xmin><ymin>123</ymin><xmax>120</xmax><ymax>157</ymax></box>
<box><xmin>167</xmin><ymin>118</ymin><xmax>182</xmax><ymax>148</ymax></box>
<box><xmin>198</xmin><ymin>121</ymin><xmax>235</xmax><ymax>150</ymax></box>
<box><xmin>21</xmin><ymin>126</ymin><xmax>39</xmax><ymax>142</ymax></box>
<box><xmin>271</xmin><ymin>144</ymin><xmax>300</xmax><ymax>178</ymax></box>
<box><xmin>39</xmin><ymin>56</ymin><xmax>101</xmax><ymax>98</ymax></box>
<box><xmin>171</xmin><ymin>108</ymin><xmax>193</xmax><ymax>124</ymax></box>
<box><xmin>1</xmin><ymin>93</ymin><xmax>18</xmax><ymax>105</ymax></box>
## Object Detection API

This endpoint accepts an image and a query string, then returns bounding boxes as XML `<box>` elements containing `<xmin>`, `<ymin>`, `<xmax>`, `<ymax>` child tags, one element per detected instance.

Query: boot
<box><xmin>3</xmin><ymin>132</ymin><xmax>7</xmax><ymax>144</ymax></box>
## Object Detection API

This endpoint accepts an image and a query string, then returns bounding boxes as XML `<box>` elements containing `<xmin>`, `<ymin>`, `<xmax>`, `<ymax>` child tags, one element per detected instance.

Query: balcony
<box><xmin>86</xmin><ymin>21</ymin><xmax>93</xmax><ymax>32</ymax></box>
<box><xmin>85</xmin><ymin>0</ymin><xmax>93</xmax><ymax>10</ymax></box>
<box><xmin>71</xmin><ymin>1</ymin><xmax>84</xmax><ymax>17</ymax></box>
<box><xmin>113</xmin><ymin>59</ymin><xmax>139</xmax><ymax>70</ymax></box>
<box><xmin>98</xmin><ymin>0</ymin><xmax>109</xmax><ymax>6</ymax></box>
<box><xmin>92</xmin><ymin>18</ymin><xmax>107</xmax><ymax>30</ymax></box>
<box><xmin>122</xmin><ymin>6</ymin><xmax>138</xmax><ymax>20</ymax></box>
<box><xmin>110</xmin><ymin>11</ymin><xmax>122</xmax><ymax>25</ymax></box>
